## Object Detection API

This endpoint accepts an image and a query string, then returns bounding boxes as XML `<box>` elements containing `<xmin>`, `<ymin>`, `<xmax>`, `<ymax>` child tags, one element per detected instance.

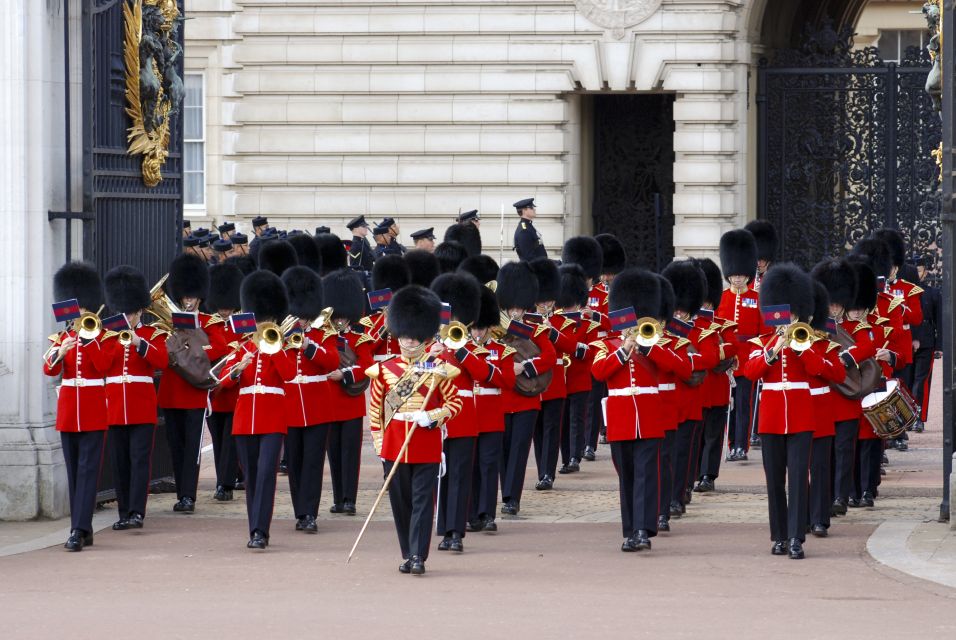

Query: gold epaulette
<box><xmin>323</xmin><ymin>328</ymin><xmax>338</xmax><ymax>342</ymax></box>
<box><xmin>698</xmin><ymin>328</ymin><xmax>717</xmax><ymax>340</ymax></box>
<box><xmin>227</xmin><ymin>340</ymin><xmax>243</xmax><ymax>350</ymax></box>
<box><xmin>102</xmin><ymin>330</ymin><xmax>119</xmax><ymax>340</ymax></box>
<box><xmin>722</xmin><ymin>320</ymin><xmax>738</xmax><ymax>330</ymax></box>
<box><xmin>47</xmin><ymin>333</ymin><xmax>63</xmax><ymax>345</ymax></box>
<box><xmin>561</xmin><ymin>317</ymin><xmax>577</xmax><ymax>331</ymax></box>
<box><xmin>887</xmin><ymin>296</ymin><xmax>904</xmax><ymax>313</ymax></box>
<box><xmin>826</xmin><ymin>341</ymin><xmax>841</xmax><ymax>353</ymax></box>
<box><xmin>440</xmin><ymin>362</ymin><xmax>462</xmax><ymax>381</ymax></box>
<box><xmin>355</xmin><ymin>333</ymin><xmax>375</xmax><ymax>346</ymax></box>
<box><xmin>873</xmin><ymin>316</ymin><xmax>889</xmax><ymax>326</ymax></box>
<box><xmin>657</xmin><ymin>336</ymin><xmax>672</xmax><ymax>348</ymax></box>
<box><xmin>907</xmin><ymin>283</ymin><xmax>924</xmax><ymax>296</ymax></box>
<box><xmin>359</xmin><ymin>316</ymin><xmax>374</xmax><ymax>329</ymax></box>
<box><xmin>588</xmin><ymin>339</ymin><xmax>606</xmax><ymax>351</ymax></box>
<box><xmin>471</xmin><ymin>345</ymin><xmax>490</xmax><ymax>357</ymax></box>
<box><xmin>883</xmin><ymin>326</ymin><xmax>893</xmax><ymax>339</ymax></box>
<box><xmin>851</xmin><ymin>322</ymin><xmax>871</xmax><ymax>333</ymax></box>
<box><xmin>364</xmin><ymin>363</ymin><xmax>381</xmax><ymax>380</ymax></box>
<box><xmin>588</xmin><ymin>320</ymin><xmax>602</xmax><ymax>333</ymax></box>
<box><xmin>748</xmin><ymin>336</ymin><xmax>764</xmax><ymax>347</ymax></box>
<box><xmin>674</xmin><ymin>337</ymin><xmax>691</xmax><ymax>350</ymax></box>
<box><xmin>501</xmin><ymin>345</ymin><xmax>518</xmax><ymax>359</ymax></box>
<box><xmin>150</xmin><ymin>327</ymin><xmax>170</xmax><ymax>340</ymax></box>
<box><xmin>205</xmin><ymin>314</ymin><xmax>225</xmax><ymax>327</ymax></box>
<box><xmin>534</xmin><ymin>324</ymin><xmax>549</xmax><ymax>338</ymax></box>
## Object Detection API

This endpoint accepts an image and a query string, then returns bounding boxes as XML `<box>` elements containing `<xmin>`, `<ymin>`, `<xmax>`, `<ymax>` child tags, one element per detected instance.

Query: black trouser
<box><xmin>61</xmin><ymin>431</ymin><xmax>106</xmax><ymax>534</ymax></box>
<box><xmin>234</xmin><ymin>433</ymin><xmax>283</xmax><ymax>537</ymax></box>
<box><xmin>760</xmin><ymin>431</ymin><xmax>812</xmax><ymax>542</ymax></box>
<box><xmin>809</xmin><ymin>435</ymin><xmax>833</xmax><ymax>528</ymax></box>
<box><xmin>385</xmin><ymin>460</ymin><xmax>439</xmax><ymax>560</ymax></box>
<box><xmin>688</xmin><ymin>417</ymin><xmax>705</xmax><ymax>491</ymax></box>
<box><xmin>501</xmin><ymin>410</ymin><xmax>538</xmax><ymax>507</ymax></box>
<box><xmin>533</xmin><ymin>398</ymin><xmax>564</xmax><ymax>480</ymax></box>
<box><xmin>560</xmin><ymin>391</ymin><xmax>589</xmax><ymax>465</ymax></box>
<box><xmin>286</xmin><ymin>423</ymin><xmax>331</xmax><ymax>519</ymax></box>
<box><xmin>207</xmin><ymin>411</ymin><xmax>239</xmax><ymax>490</ymax></box>
<box><xmin>853</xmin><ymin>438</ymin><xmax>883</xmax><ymax>499</ymax></box>
<box><xmin>911</xmin><ymin>347</ymin><xmax>935</xmax><ymax>421</ymax></box>
<box><xmin>327</xmin><ymin>417</ymin><xmax>363</xmax><ymax>506</ymax></box>
<box><xmin>163</xmin><ymin>408</ymin><xmax>205</xmax><ymax>501</ymax></box>
<box><xmin>658</xmin><ymin>429</ymin><xmax>675</xmax><ymax>519</ymax></box>
<box><xmin>832</xmin><ymin>419</ymin><xmax>858</xmax><ymax>501</ymax></box>
<box><xmin>436</xmin><ymin>436</ymin><xmax>476</xmax><ymax>537</ymax></box>
<box><xmin>586</xmin><ymin>378</ymin><xmax>607</xmax><ymax>449</ymax></box>
<box><xmin>108</xmin><ymin>423</ymin><xmax>155</xmax><ymax>519</ymax></box>
<box><xmin>730</xmin><ymin>377</ymin><xmax>754</xmax><ymax>451</ymax></box>
<box><xmin>672</xmin><ymin>419</ymin><xmax>699</xmax><ymax>505</ymax></box>
<box><xmin>610</xmin><ymin>438</ymin><xmax>661</xmax><ymax>538</ymax></box>
<box><xmin>470</xmin><ymin>431</ymin><xmax>503</xmax><ymax>522</ymax></box>
<box><xmin>699</xmin><ymin>405</ymin><xmax>728</xmax><ymax>480</ymax></box>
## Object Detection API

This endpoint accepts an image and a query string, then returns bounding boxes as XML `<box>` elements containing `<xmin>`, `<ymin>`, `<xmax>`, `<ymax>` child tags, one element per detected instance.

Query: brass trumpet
<box><xmin>626</xmin><ymin>317</ymin><xmax>664</xmax><ymax>348</ymax></box>
<box><xmin>785</xmin><ymin>321</ymin><xmax>814</xmax><ymax>352</ymax></box>
<box><xmin>76</xmin><ymin>312</ymin><xmax>102</xmax><ymax>341</ymax></box>
<box><xmin>119</xmin><ymin>330</ymin><xmax>134</xmax><ymax>346</ymax></box>
<box><xmin>440</xmin><ymin>321</ymin><xmax>469</xmax><ymax>350</ymax></box>
<box><xmin>256</xmin><ymin>322</ymin><xmax>284</xmax><ymax>355</ymax></box>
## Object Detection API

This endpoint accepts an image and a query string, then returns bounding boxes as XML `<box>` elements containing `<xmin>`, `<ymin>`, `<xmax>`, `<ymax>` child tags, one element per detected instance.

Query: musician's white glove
<box><xmin>412</xmin><ymin>410</ymin><xmax>433</xmax><ymax>428</ymax></box>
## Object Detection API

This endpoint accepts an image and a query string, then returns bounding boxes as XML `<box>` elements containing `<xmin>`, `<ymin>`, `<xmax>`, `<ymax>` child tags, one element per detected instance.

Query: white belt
<box><xmin>239</xmin><ymin>385</ymin><xmax>285</xmax><ymax>396</ymax></box>
<box><xmin>556</xmin><ymin>359</ymin><xmax>565</xmax><ymax>365</ymax></box>
<box><xmin>392</xmin><ymin>412</ymin><xmax>418</xmax><ymax>421</ymax></box>
<box><xmin>457</xmin><ymin>390</ymin><xmax>474</xmax><ymax>398</ymax></box>
<box><xmin>809</xmin><ymin>386</ymin><xmax>830</xmax><ymax>396</ymax></box>
<box><xmin>289</xmin><ymin>374</ymin><xmax>328</xmax><ymax>384</ymax></box>
<box><xmin>658</xmin><ymin>383</ymin><xmax>676</xmax><ymax>391</ymax></box>
<box><xmin>903</xmin><ymin>324</ymin><xmax>911</xmax><ymax>330</ymax></box>
<box><xmin>60</xmin><ymin>378</ymin><xmax>105</xmax><ymax>388</ymax></box>
<box><xmin>608</xmin><ymin>386</ymin><xmax>659</xmax><ymax>397</ymax></box>
<box><xmin>474</xmin><ymin>387</ymin><xmax>501</xmax><ymax>396</ymax></box>
<box><xmin>105</xmin><ymin>375</ymin><xmax>154</xmax><ymax>385</ymax></box>
<box><xmin>597</xmin><ymin>331</ymin><xmax>608</xmax><ymax>338</ymax></box>
<box><xmin>373</xmin><ymin>354</ymin><xmax>392</xmax><ymax>362</ymax></box>
<box><xmin>762</xmin><ymin>382</ymin><xmax>809</xmax><ymax>391</ymax></box>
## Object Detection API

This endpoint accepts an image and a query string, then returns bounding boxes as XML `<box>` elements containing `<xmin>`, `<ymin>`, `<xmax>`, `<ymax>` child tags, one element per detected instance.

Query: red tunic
<box><xmin>438</xmin><ymin>341</ymin><xmax>501</xmax><ymax>439</ymax></box>
<box><xmin>209</xmin><ymin>323</ymin><xmax>242</xmax><ymax>413</ymax></box>
<box><xmin>564</xmin><ymin>317</ymin><xmax>600</xmax><ymax>394</ymax></box>
<box><xmin>325</xmin><ymin>328</ymin><xmax>375</xmax><ymax>423</ymax></box>
<box><xmin>102</xmin><ymin>327</ymin><xmax>169</xmax><ymax>426</ymax></box>
<box><xmin>675</xmin><ymin>320</ymin><xmax>721</xmax><ymax>422</ymax></box>
<box><xmin>363</xmin><ymin>310</ymin><xmax>402</xmax><ymax>364</ymax></box>
<box><xmin>888</xmin><ymin>278</ymin><xmax>924</xmax><ymax>329</ymax></box>
<box><xmin>831</xmin><ymin>319</ymin><xmax>875</xmax><ymax>423</ymax></box>
<box><xmin>218</xmin><ymin>344</ymin><xmax>297</xmax><ymax>435</ymax></box>
<box><xmin>717</xmin><ymin>287</ymin><xmax>766</xmax><ymax>361</ymax></box>
<box><xmin>473</xmin><ymin>340</ymin><xmax>516</xmax><ymax>434</ymax></box>
<box><xmin>875</xmin><ymin>292</ymin><xmax>911</xmax><ymax>367</ymax></box>
<box><xmin>157</xmin><ymin>313</ymin><xmax>230</xmax><ymax>410</ymax></box>
<box><xmin>653</xmin><ymin>335</ymin><xmax>695</xmax><ymax>432</ymax></box>
<box><xmin>43</xmin><ymin>330</ymin><xmax>111</xmax><ymax>432</ymax></box>
<box><xmin>541</xmin><ymin>315</ymin><xmax>580</xmax><ymax>401</ymax></box>
<box><xmin>502</xmin><ymin>321</ymin><xmax>557</xmax><ymax>414</ymax></box>
<box><xmin>808</xmin><ymin>339</ymin><xmax>846</xmax><ymax>439</ymax></box>
<box><xmin>587</xmin><ymin>283</ymin><xmax>611</xmax><ymax>337</ymax></box>
<box><xmin>283</xmin><ymin>328</ymin><xmax>341</xmax><ymax>427</ymax></box>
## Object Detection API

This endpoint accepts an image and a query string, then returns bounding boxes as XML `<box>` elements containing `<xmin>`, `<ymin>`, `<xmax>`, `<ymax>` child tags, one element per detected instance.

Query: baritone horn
<box><xmin>627</xmin><ymin>317</ymin><xmax>663</xmax><ymax>348</ymax></box>
<box><xmin>441</xmin><ymin>321</ymin><xmax>469</xmax><ymax>350</ymax></box>
<box><xmin>310</xmin><ymin>307</ymin><xmax>334</xmax><ymax>331</ymax></box>
<box><xmin>256</xmin><ymin>322</ymin><xmax>283</xmax><ymax>355</ymax></box>
<box><xmin>147</xmin><ymin>273</ymin><xmax>182</xmax><ymax>331</ymax></box>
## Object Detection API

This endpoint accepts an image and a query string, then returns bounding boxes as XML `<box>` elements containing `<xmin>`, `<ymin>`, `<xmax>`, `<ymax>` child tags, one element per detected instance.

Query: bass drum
<box><xmin>500</xmin><ymin>334</ymin><xmax>553</xmax><ymax>397</ymax></box>
<box><xmin>338</xmin><ymin>344</ymin><xmax>370</xmax><ymax>396</ymax></box>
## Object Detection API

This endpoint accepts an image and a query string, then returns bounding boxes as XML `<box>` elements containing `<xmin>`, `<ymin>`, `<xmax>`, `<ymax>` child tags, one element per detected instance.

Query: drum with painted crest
<box><xmin>861</xmin><ymin>379</ymin><xmax>918</xmax><ymax>439</ymax></box>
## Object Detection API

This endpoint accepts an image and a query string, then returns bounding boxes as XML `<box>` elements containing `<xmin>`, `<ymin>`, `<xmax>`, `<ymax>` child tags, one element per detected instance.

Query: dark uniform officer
<box><xmin>248</xmin><ymin>215</ymin><xmax>269</xmax><ymax>257</ymax></box>
<box><xmin>380</xmin><ymin>217</ymin><xmax>407</xmax><ymax>256</ymax></box>
<box><xmin>513</xmin><ymin>198</ymin><xmax>547</xmax><ymax>262</ymax></box>
<box><xmin>457</xmin><ymin>209</ymin><xmax>480</xmax><ymax>226</ymax></box>
<box><xmin>217</xmin><ymin>222</ymin><xmax>235</xmax><ymax>240</ymax></box>
<box><xmin>373</xmin><ymin>223</ymin><xmax>393</xmax><ymax>260</ymax></box>
<box><xmin>315</xmin><ymin>225</ymin><xmax>331</xmax><ymax>235</ymax></box>
<box><xmin>211</xmin><ymin>238</ymin><xmax>232</xmax><ymax>264</ymax></box>
<box><xmin>346</xmin><ymin>215</ymin><xmax>375</xmax><ymax>272</ymax></box>
<box><xmin>410</xmin><ymin>227</ymin><xmax>436</xmax><ymax>252</ymax></box>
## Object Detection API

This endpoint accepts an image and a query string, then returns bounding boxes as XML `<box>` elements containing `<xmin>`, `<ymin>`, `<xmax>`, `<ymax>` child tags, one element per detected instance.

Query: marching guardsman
<box><xmin>431</xmin><ymin>272</ymin><xmax>487</xmax><ymax>552</ymax></box>
<box><xmin>363</xmin><ymin>255</ymin><xmax>411</xmax><ymax>364</ymax></box>
<box><xmin>102</xmin><ymin>266</ymin><xmax>169</xmax><ymax>531</ymax></box>
<box><xmin>718</xmin><ymin>229</ymin><xmax>766</xmax><ymax>460</ymax></box>
<box><xmin>282</xmin><ymin>266</ymin><xmax>341</xmax><ymax>533</ymax></box>
<box><xmin>444</xmin><ymin>222</ymin><xmax>482</xmax><ymax>258</ymax></box>
<box><xmin>215</xmin><ymin>271</ymin><xmax>296</xmax><ymax>549</ymax></box>
<box><xmin>806</xmin><ymin>281</ymin><xmax>846</xmax><ymax>536</ymax></box>
<box><xmin>157</xmin><ymin>254</ymin><xmax>229</xmax><ymax>514</ymax></box>
<box><xmin>315</xmin><ymin>232</ymin><xmax>348</xmax><ymax>276</ymax></box>
<box><xmin>405</xmin><ymin>248</ymin><xmax>441</xmax><ymax>288</ymax></box>
<box><xmin>873</xmin><ymin>228</ymin><xmax>924</xmax><ymax>334</ymax></box>
<box><xmin>663</xmin><ymin>260</ymin><xmax>719</xmax><ymax>516</ymax></box>
<box><xmin>556</xmin><ymin>264</ymin><xmax>599</xmax><ymax>474</ymax></box>
<box><xmin>44</xmin><ymin>263</ymin><xmax>110</xmax><ymax>551</ymax></box>
<box><xmin>513</xmin><ymin>198</ymin><xmax>547</xmax><ymax>262</ymax></box>
<box><xmin>851</xmin><ymin>238</ymin><xmax>911</xmax><ymax>374</ymax></box>
<box><xmin>910</xmin><ymin>256</ymin><xmax>940</xmax><ymax>428</ymax></box>
<box><xmin>206</xmin><ymin>263</ymin><xmax>245</xmax><ymax>501</ymax></box>
<box><xmin>410</xmin><ymin>228</ymin><xmax>436</xmax><ymax>252</ymax></box>
<box><xmin>458</xmin><ymin>254</ymin><xmax>500</xmax><ymax>288</ymax></box>
<box><xmin>287</xmin><ymin>233</ymin><xmax>322</xmax><ymax>273</ymax></box>
<box><xmin>468</xmin><ymin>286</ymin><xmax>516</xmax><ymax>532</ymax></box>
<box><xmin>346</xmin><ymin>215</ymin><xmax>375</xmax><ymax>273</ymax></box>
<box><xmin>811</xmin><ymin>259</ymin><xmax>870</xmax><ymax>517</ymax></box>
<box><xmin>588</xmin><ymin>234</ymin><xmax>626</xmax><ymax>454</ymax></box>
<box><xmin>366</xmin><ymin>286</ymin><xmax>463</xmax><ymax>575</ymax></box>
<box><xmin>744</xmin><ymin>220</ymin><xmax>777</xmax><ymax>292</ymax></box>
<box><xmin>741</xmin><ymin>263</ymin><xmax>839</xmax><ymax>560</ymax></box>
<box><xmin>434</xmin><ymin>241</ymin><xmax>468</xmax><ymax>274</ymax></box>
<box><xmin>323</xmin><ymin>268</ymin><xmax>375</xmax><ymax>515</ymax></box>
<box><xmin>694</xmin><ymin>258</ymin><xmax>737</xmax><ymax>493</ymax></box>
<box><xmin>497</xmin><ymin>262</ymin><xmax>557</xmax><ymax>516</ymax></box>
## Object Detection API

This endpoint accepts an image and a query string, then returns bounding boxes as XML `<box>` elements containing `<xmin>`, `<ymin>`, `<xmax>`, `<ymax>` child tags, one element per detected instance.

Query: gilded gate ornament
<box><xmin>123</xmin><ymin>0</ymin><xmax>184</xmax><ymax>187</ymax></box>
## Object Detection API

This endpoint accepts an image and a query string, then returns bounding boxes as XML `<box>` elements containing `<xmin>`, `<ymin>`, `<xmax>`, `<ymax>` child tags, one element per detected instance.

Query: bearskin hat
<box><xmin>431</xmin><ymin>272</ymin><xmax>481</xmax><ymax>325</ymax></box>
<box><xmin>54</xmin><ymin>262</ymin><xmax>104</xmax><ymax>312</ymax></box>
<box><xmin>810</xmin><ymin>259</ymin><xmax>857</xmax><ymax>310</ymax></box>
<box><xmin>458</xmin><ymin>255</ymin><xmax>499</xmax><ymax>284</ymax></box>
<box><xmin>529</xmin><ymin>258</ymin><xmax>561</xmax><ymax>303</ymax></box>
<box><xmin>372</xmin><ymin>254</ymin><xmax>411</xmax><ymax>292</ymax></box>
<box><xmin>696</xmin><ymin>258</ymin><xmax>723</xmax><ymax>308</ymax></box>
<box><xmin>257</xmin><ymin>240</ymin><xmax>299</xmax><ymax>276</ymax></box>
<box><xmin>206</xmin><ymin>263</ymin><xmax>244</xmax><ymax>312</ymax></box>
<box><xmin>809</xmin><ymin>281</ymin><xmax>830</xmax><ymax>331</ymax></box>
<box><xmin>759</xmin><ymin>262</ymin><xmax>813</xmax><ymax>322</ymax></box>
<box><xmin>224</xmin><ymin>255</ymin><xmax>256</xmax><ymax>277</ymax></box>
<box><xmin>496</xmin><ymin>261</ymin><xmax>539</xmax><ymax>312</ymax></box>
<box><xmin>662</xmin><ymin>260</ymin><xmax>706</xmax><ymax>314</ymax></box>
<box><xmin>846</xmin><ymin>259</ymin><xmax>878</xmax><ymax>311</ymax></box>
<box><xmin>282</xmin><ymin>266</ymin><xmax>324</xmax><ymax>319</ymax></box>
<box><xmin>595</xmin><ymin>234</ymin><xmax>626</xmax><ymax>275</ymax></box>
<box><xmin>444</xmin><ymin>223</ymin><xmax>482</xmax><ymax>257</ymax></box>
<box><xmin>850</xmin><ymin>238</ymin><xmax>893</xmax><ymax>280</ymax></box>
<box><xmin>434</xmin><ymin>241</ymin><xmax>468</xmax><ymax>274</ymax></box>
<box><xmin>871</xmin><ymin>228</ymin><xmax>906</xmax><ymax>268</ymax></box>
<box><xmin>167</xmin><ymin>253</ymin><xmax>209</xmax><ymax>302</ymax></box>
<box><xmin>322</xmin><ymin>268</ymin><xmax>365</xmax><ymax>324</ymax></box>
<box><xmin>104</xmin><ymin>265</ymin><xmax>150</xmax><ymax>314</ymax></box>
<box><xmin>405</xmin><ymin>249</ymin><xmax>441</xmax><ymax>287</ymax></box>
<box><xmin>315</xmin><ymin>233</ymin><xmax>347</xmax><ymax>276</ymax></box>
<box><xmin>475</xmin><ymin>286</ymin><xmax>501</xmax><ymax>330</ymax></box>
<box><xmin>561</xmin><ymin>236</ymin><xmax>602</xmax><ymax>281</ymax></box>
<box><xmin>657</xmin><ymin>275</ymin><xmax>675</xmax><ymax>322</ymax></box>
<box><xmin>608</xmin><ymin>268</ymin><xmax>660</xmax><ymax>319</ymax></box>
<box><xmin>557</xmin><ymin>264</ymin><xmax>589</xmax><ymax>310</ymax></box>
<box><xmin>719</xmin><ymin>229</ymin><xmax>758</xmax><ymax>280</ymax></box>
<box><xmin>744</xmin><ymin>220</ymin><xmax>778</xmax><ymax>263</ymax></box>
<box><xmin>386</xmin><ymin>285</ymin><xmax>442</xmax><ymax>342</ymax></box>
<box><xmin>240</xmin><ymin>271</ymin><xmax>288</xmax><ymax>323</ymax></box>
<box><xmin>287</xmin><ymin>233</ymin><xmax>321</xmax><ymax>273</ymax></box>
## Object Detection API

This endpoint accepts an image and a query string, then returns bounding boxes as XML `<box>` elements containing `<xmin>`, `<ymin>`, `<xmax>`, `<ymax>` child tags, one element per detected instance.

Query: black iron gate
<box><xmin>592</xmin><ymin>94</ymin><xmax>676</xmax><ymax>271</ymax></box>
<box><xmin>757</xmin><ymin>24</ymin><xmax>941</xmax><ymax>275</ymax></box>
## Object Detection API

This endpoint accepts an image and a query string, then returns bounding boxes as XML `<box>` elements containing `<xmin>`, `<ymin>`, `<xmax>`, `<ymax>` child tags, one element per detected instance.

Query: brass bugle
<box><xmin>440</xmin><ymin>320</ymin><xmax>469</xmax><ymax>350</ymax></box>
<box><xmin>76</xmin><ymin>312</ymin><xmax>102</xmax><ymax>341</ymax></box>
<box><xmin>627</xmin><ymin>317</ymin><xmax>663</xmax><ymax>348</ymax></box>
<box><xmin>119</xmin><ymin>329</ymin><xmax>134</xmax><ymax>346</ymax></box>
<box><xmin>256</xmin><ymin>322</ymin><xmax>283</xmax><ymax>355</ymax></box>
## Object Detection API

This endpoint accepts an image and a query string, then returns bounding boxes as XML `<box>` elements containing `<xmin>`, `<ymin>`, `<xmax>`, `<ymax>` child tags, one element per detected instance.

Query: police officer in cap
<box><xmin>377</xmin><ymin>217</ymin><xmax>406</xmax><ymax>257</ymax></box>
<box><xmin>457</xmin><ymin>210</ymin><xmax>480</xmax><ymax>227</ymax></box>
<box><xmin>372</xmin><ymin>223</ymin><xmax>392</xmax><ymax>260</ymax></box>
<box><xmin>410</xmin><ymin>228</ymin><xmax>436</xmax><ymax>252</ymax></box>
<box><xmin>513</xmin><ymin>198</ymin><xmax>547</xmax><ymax>262</ymax></box>
<box><xmin>346</xmin><ymin>215</ymin><xmax>375</xmax><ymax>272</ymax></box>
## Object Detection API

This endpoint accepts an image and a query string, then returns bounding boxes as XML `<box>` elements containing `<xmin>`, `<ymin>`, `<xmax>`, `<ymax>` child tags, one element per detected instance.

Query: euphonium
<box><xmin>256</xmin><ymin>322</ymin><xmax>283</xmax><ymax>355</ymax></box>
<box><xmin>785</xmin><ymin>322</ymin><xmax>814</xmax><ymax>352</ymax></box>
<box><xmin>76</xmin><ymin>312</ymin><xmax>102</xmax><ymax>340</ymax></box>
<box><xmin>310</xmin><ymin>307</ymin><xmax>334</xmax><ymax>331</ymax></box>
<box><xmin>147</xmin><ymin>273</ymin><xmax>182</xmax><ymax>331</ymax></box>
<box><xmin>441</xmin><ymin>321</ymin><xmax>469</xmax><ymax>350</ymax></box>
<box><xmin>118</xmin><ymin>330</ymin><xmax>134</xmax><ymax>346</ymax></box>
<box><xmin>627</xmin><ymin>317</ymin><xmax>663</xmax><ymax>348</ymax></box>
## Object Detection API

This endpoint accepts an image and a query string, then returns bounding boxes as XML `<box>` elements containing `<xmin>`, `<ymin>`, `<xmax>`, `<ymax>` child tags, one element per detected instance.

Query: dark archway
<box><xmin>757</xmin><ymin>0</ymin><xmax>871</xmax><ymax>49</ymax></box>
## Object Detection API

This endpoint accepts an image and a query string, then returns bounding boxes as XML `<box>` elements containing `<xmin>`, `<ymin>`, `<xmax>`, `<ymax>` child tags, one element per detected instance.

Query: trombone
<box><xmin>625</xmin><ymin>317</ymin><xmax>664</xmax><ymax>348</ymax></box>
<box><xmin>255</xmin><ymin>322</ymin><xmax>284</xmax><ymax>355</ymax></box>
<box><xmin>75</xmin><ymin>311</ymin><xmax>103</xmax><ymax>341</ymax></box>
<box><xmin>770</xmin><ymin>321</ymin><xmax>814</xmax><ymax>357</ymax></box>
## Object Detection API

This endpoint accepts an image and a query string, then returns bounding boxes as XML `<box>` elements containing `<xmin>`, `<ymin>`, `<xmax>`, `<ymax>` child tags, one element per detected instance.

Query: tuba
<box><xmin>147</xmin><ymin>274</ymin><xmax>182</xmax><ymax>332</ymax></box>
